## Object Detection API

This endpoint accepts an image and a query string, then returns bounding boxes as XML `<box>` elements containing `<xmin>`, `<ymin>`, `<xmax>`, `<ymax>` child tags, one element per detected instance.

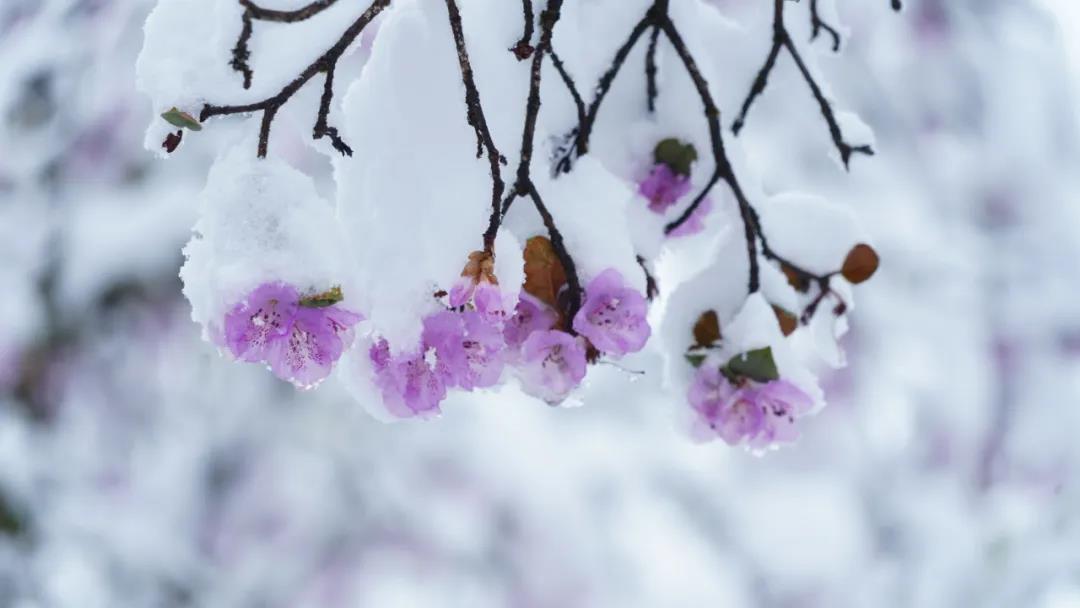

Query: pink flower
<box><xmin>503</xmin><ymin>292</ymin><xmax>558</xmax><ymax>352</ymax></box>
<box><xmin>517</xmin><ymin>330</ymin><xmax>587</xmax><ymax>404</ymax></box>
<box><xmin>572</xmin><ymin>269</ymin><xmax>650</xmax><ymax>357</ymax></box>
<box><xmin>266</xmin><ymin>306</ymin><xmax>362</xmax><ymax>388</ymax></box>
<box><xmin>688</xmin><ymin>365</ymin><xmax>764</xmax><ymax>445</ymax></box>
<box><xmin>639</xmin><ymin>163</ymin><xmax>691</xmax><ymax>213</ymax></box>
<box><xmin>667</xmin><ymin>196</ymin><xmax>714</xmax><ymax>238</ymax></box>
<box><xmin>448</xmin><ymin>276</ymin><xmax>476</xmax><ymax>309</ymax></box>
<box><xmin>748</xmin><ymin>379</ymin><xmax>813</xmax><ymax>448</ymax></box>
<box><xmin>472</xmin><ymin>283</ymin><xmax>508</xmax><ymax>323</ymax></box>
<box><xmin>688</xmin><ymin>366</ymin><xmax>813</xmax><ymax>448</ymax></box>
<box><xmin>223</xmin><ymin>282</ymin><xmax>362</xmax><ymax>388</ymax></box>
<box><xmin>421</xmin><ymin>310</ymin><xmax>506</xmax><ymax>390</ymax></box>
<box><xmin>225</xmin><ymin>282</ymin><xmax>299</xmax><ymax>363</ymax></box>
<box><xmin>369</xmin><ymin>339</ymin><xmax>447</xmax><ymax>419</ymax></box>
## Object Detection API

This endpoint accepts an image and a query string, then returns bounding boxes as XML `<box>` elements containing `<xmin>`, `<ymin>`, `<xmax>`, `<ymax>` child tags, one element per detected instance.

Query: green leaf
<box><xmin>299</xmin><ymin>286</ymin><xmax>343</xmax><ymax>308</ymax></box>
<box><xmin>161</xmin><ymin>107</ymin><xmax>202</xmax><ymax>131</ymax></box>
<box><xmin>725</xmin><ymin>347</ymin><xmax>779</xmax><ymax>383</ymax></box>
<box><xmin>684</xmin><ymin>353</ymin><xmax>707</xmax><ymax>368</ymax></box>
<box><xmin>653</xmin><ymin>138</ymin><xmax>698</xmax><ymax>176</ymax></box>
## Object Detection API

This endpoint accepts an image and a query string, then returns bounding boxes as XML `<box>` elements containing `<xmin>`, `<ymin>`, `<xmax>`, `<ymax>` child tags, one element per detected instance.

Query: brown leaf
<box><xmin>460</xmin><ymin>250</ymin><xmax>498</xmax><ymax>285</ymax></box>
<box><xmin>522</xmin><ymin>236</ymin><xmax>567</xmax><ymax>311</ymax></box>
<box><xmin>772</xmin><ymin>305</ymin><xmax>798</xmax><ymax>336</ymax></box>
<box><xmin>781</xmin><ymin>264</ymin><xmax>811</xmax><ymax>293</ymax></box>
<box><xmin>162</xmin><ymin>129</ymin><xmax>183</xmax><ymax>153</ymax></box>
<box><xmin>692</xmin><ymin>310</ymin><xmax>721</xmax><ymax>348</ymax></box>
<box><xmin>841</xmin><ymin>243</ymin><xmax>880</xmax><ymax>284</ymax></box>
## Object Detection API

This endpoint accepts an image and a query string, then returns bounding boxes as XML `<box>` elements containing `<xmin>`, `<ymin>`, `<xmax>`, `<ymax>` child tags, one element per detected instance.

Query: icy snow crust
<box><xmin>138</xmin><ymin>0</ymin><xmax>869</xmax><ymax>432</ymax></box>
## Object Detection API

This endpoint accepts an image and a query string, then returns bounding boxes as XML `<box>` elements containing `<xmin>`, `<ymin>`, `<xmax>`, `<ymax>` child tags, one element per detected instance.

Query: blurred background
<box><xmin>2</xmin><ymin>0</ymin><xmax>1080</xmax><ymax>606</ymax></box>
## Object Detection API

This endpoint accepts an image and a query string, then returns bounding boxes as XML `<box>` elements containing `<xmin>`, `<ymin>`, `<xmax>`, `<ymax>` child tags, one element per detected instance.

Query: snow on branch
<box><xmin>201</xmin><ymin>0</ymin><xmax>391</xmax><ymax>158</ymax></box>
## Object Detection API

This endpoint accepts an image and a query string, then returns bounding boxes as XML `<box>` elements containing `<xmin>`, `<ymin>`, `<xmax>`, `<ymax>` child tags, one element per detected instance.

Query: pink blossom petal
<box><xmin>517</xmin><ymin>330</ymin><xmax>587</xmax><ymax>404</ymax></box>
<box><xmin>224</xmin><ymin>282</ymin><xmax>299</xmax><ymax>362</ymax></box>
<box><xmin>638</xmin><ymin>163</ymin><xmax>692</xmax><ymax>213</ymax></box>
<box><xmin>572</xmin><ymin>269</ymin><xmax>650</xmax><ymax>357</ymax></box>
<box><xmin>667</xmin><ymin>196</ymin><xmax>714</xmax><ymax>238</ymax></box>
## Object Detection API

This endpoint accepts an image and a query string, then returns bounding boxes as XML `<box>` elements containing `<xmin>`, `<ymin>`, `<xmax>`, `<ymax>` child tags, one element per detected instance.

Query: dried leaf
<box><xmin>522</xmin><ymin>236</ymin><xmax>567</xmax><ymax>310</ymax></box>
<box><xmin>772</xmin><ymin>305</ymin><xmax>798</xmax><ymax>336</ymax></box>
<box><xmin>161</xmin><ymin>107</ymin><xmax>202</xmax><ymax>131</ymax></box>
<box><xmin>841</xmin><ymin>243</ymin><xmax>879</xmax><ymax>284</ymax></box>
<box><xmin>782</xmin><ymin>264</ymin><xmax>811</xmax><ymax>293</ymax></box>
<box><xmin>460</xmin><ymin>250</ymin><xmax>498</xmax><ymax>284</ymax></box>
<box><xmin>299</xmin><ymin>286</ymin><xmax>343</xmax><ymax>308</ymax></box>
<box><xmin>162</xmin><ymin>129</ymin><xmax>183</xmax><ymax>153</ymax></box>
<box><xmin>692</xmin><ymin>310</ymin><xmax>721</xmax><ymax>348</ymax></box>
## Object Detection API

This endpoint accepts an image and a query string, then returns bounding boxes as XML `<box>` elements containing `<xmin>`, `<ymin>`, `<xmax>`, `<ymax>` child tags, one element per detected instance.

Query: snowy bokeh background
<box><xmin>2</xmin><ymin>0</ymin><xmax>1080</xmax><ymax>606</ymax></box>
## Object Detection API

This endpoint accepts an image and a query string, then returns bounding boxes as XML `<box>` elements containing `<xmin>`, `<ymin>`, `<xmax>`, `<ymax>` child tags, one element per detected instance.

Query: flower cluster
<box><xmin>688</xmin><ymin>360</ymin><xmax>812</xmax><ymax>449</ymax></box>
<box><xmin>637</xmin><ymin>138</ymin><xmax>713</xmax><ymax>237</ymax></box>
<box><xmin>223</xmin><ymin>282</ymin><xmax>362</xmax><ymax>388</ymax></box>
<box><xmin>367</xmin><ymin>252</ymin><xmax>651</xmax><ymax>418</ymax></box>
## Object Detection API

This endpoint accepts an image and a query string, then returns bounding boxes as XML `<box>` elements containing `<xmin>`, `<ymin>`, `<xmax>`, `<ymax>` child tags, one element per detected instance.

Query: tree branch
<box><xmin>809</xmin><ymin>0</ymin><xmax>841</xmax><ymax>52</ymax></box>
<box><xmin>555</xmin><ymin>11</ymin><xmax>654</xmax><ymax>173</ymax></box>
<box><xmin>443</xmin><ymin>0</ymin><xmax>508</xmax><ymax>252</ymax></box>
<box><xmin>656</xmin><ymin>15</ymin><xmax>761</xmax><ymax>293</ymax></box>
<box><xmin>645</xmin><ymin>24</ymin><xmax>661</xmax><ymax>112</ymax></box>
<box><xmin>231</xmin><ymin>0</ymin><xmax>342</xmax><ymax>89</ymax></box>
<box><xmin>511</xmin><ymin>0</ymin><xmax>535</xmax><ymax>60</ymax></box>
<box><xmin>731</xmin><ymin>0</ymin><xmax>873</xmax><ymax>169</ymax></box>
<box><xmin>501</xmin><ymin>0</ymin><xmax>584</xmax><ymax>325</ymax></box>
<box><xmin>203</xmin><ymin>0</ymin><xmax>391</xmax><ymax>158</ymax></box>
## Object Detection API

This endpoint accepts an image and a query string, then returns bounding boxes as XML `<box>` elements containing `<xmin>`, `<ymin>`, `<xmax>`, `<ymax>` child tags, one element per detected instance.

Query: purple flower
<box><xmin>503</xmin><ymin>292</ymin><xmax>558</xmax><ymax>351</ymax></box>
<box><xmin>472</xmin><ymin>283</ymin><xmax>508</xmax><ymax>323</ymax></box>
<box><xmin>448</xmin><ymin>276</ymin><xmax>476</xmax><ymax>309</ymax></box>
<box><xmin>225</xmin><ymin>282</ymin><xmax>300</xmax><ymax>362</ymax></box>
<box><xmin>688</xmin><ymin>367</ymin><xmax>813</xmax><ymax>448</ymax></box>
<box><xmin>517</xmin><ymin>330</ymin><xmax>587</xmax><ymax>404</ymax></box>
<box><xmin>688</xmin><ymin>365</ymin><xmax>764</xmax><ymax>445</ymax></box>
<box><xmin>223</xmin><ymin>282</ymin><xmax>362</xmax><ymax>388</ymax></box>
<box><xmin>369</xmin><ymin>339</ymin><xmax>447</xmax><ymax>419</ymax></box>
<box><xmin>748</xmin><ymin>380</ymin><xmax>813</xmax><ymax>448</ymax></box>
<box><xmin>639</xmin><ymin>163</ymin><xmax>691</xmax><ymax>214</ymax></box>
<box><xmin>572</xmin><ymin>269</ymin><xmax>650</xmax><ymax>357</ymax></box>
<box><xmin>422</xmin><ymin>310</ymin><xmax>506</xmax><ymax>390</ymax></box>
<box><xmin>667</xmin><ymin>196</ymin><xmax>714</xmax><ymax>238</ymax></box>
<box><xmin>266</xmin><ymin>306</ymin><xmax>363</xmax><ymax>388</ymax></box>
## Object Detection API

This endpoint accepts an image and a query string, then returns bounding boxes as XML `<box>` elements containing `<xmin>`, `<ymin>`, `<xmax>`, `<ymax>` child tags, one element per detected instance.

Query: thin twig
<box><xmin>809</xmin><ymin>0</ymin><xmax>841</xmax><ymax>52</ymax></box>
<box><xmin>202</xmin><ymin>0</ymin><xmax>391</xmax><ymax>158</ymax></box>
<box><xmin>444</xmin><ymin>0</ymin><xmax>507</xmax><ymax>252</ymax></box>
<box><xmin>502</xmin><ymin>0</ymin><xmax>584</xmax><ymax>324</ymax></box>
<box><xmin>511</xmin><ymin>0</ymin><xmax>535</xmax><ymax>60</ymax></box>
<box><xmin>645</xmin><ymin>24</ymin><xmax>661</xmax><ymax>112</ymax></box>
<box><xmin>231</xmin><ymin>0</ymin><xmax>342</xmax><ymax>89</ymax></box>
<box><xmin>656</xmin><ymin>15</ymin><xmax>761</xmax><ymax>293</ymax></box>
<box><xmin>731</xmin><ymin>0</ymin><xmax>873</xmax><ymax>169</ymax></box>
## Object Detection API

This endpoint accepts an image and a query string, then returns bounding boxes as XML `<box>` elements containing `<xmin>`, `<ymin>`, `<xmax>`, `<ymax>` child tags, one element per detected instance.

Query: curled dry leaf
<box><xmin>692</xmin><ymin>310</ymin><xmax>721</xmax><ymax>348</ymax></box>
<box><xmin>162</xmin><ymin>129</ymin><xmax>183</xmax><ymax>153</ymax></box>
<box><xmin>782</xmin><ymin>264</ymin><xmax>812</xmax><ymax>293</ymax></box>
<box><xmin>460</xmin><ymin>250</ymin><xmax>498</xmax><ymax>285</ymax></box>
<box><xmin>299</xmin><ymin>285</ymin><xmax>343</xmax><ymax>308</ymax></box>
<box><xmin>522</xmin><ymin>236</ymin><xmax>567</xmax><ymax>310</ymax></box>
<box><xmin>841</xmin><ymin>243</ymin><xmax>880</xmax><ymax>284</ymax></box>
<box><xmin>772</xmin><ymin>305</ymin><xmax>798</xmax><ymax>336</ymax></box>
